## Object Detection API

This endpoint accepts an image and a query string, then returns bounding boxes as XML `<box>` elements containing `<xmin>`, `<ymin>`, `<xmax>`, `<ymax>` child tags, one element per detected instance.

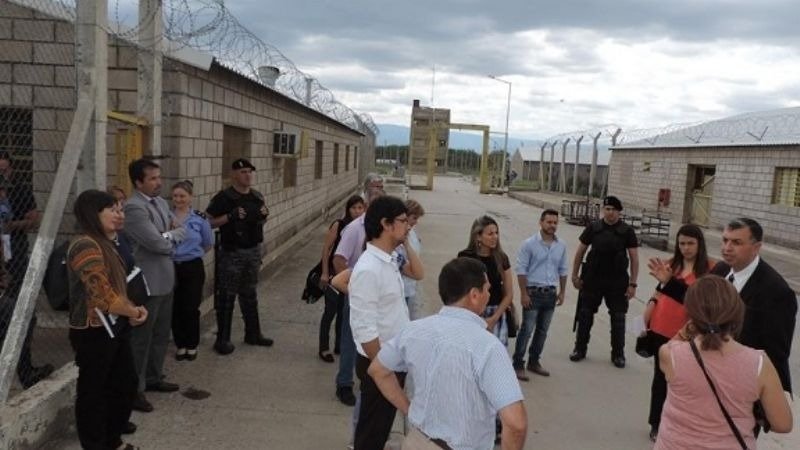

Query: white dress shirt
<box><xmin>349</xmin><ymin>243</ymin><xmax>409</xmax><ymax>357</ymax></box>
<box><xmin>726</xmin><ymin>255</ymin><xmax>760</xmax><ymax>293</ymax></box>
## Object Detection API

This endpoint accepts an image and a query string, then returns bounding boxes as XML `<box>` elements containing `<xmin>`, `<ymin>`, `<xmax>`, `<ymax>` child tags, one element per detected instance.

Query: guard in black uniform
<box><xmin>569</xmin><ymin>196</ymin><xmax>639</xmax><ymax>368</ymax></box>
<box><xmin>206</xmin><ymin>158</ymin><xmax>273</xmax><ymax>355</ymax></box>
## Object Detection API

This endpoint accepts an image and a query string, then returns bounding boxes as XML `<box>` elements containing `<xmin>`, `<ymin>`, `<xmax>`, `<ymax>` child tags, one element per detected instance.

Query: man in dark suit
<box><xmin>655</xmin><ymin>218</ymin><xmax>797</xmax><ymax>393</ymax></box>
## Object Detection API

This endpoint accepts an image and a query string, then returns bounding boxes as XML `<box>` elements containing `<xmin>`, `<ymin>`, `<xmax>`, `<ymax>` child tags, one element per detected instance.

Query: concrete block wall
<box><xmin>609</xmin><ymin>146</ymin><xmax>800</xmax><ymax>248</ymax></box>
<box><xmin>0</xmin><ymin>1</ymin><xmax>77</xmax><ymax>223</ymax></box>
<box><xmin>158</xmin><ymin>61</ymin><xmax>362</xmax><ymax>258</ymax></box>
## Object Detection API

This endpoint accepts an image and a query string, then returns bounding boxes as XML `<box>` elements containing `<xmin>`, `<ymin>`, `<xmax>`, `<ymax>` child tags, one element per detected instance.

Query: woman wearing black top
<box><xmin>458</xmin><ymin>215</ymin><xmax>514</xmax><ymax>346</ymax></box>
<box><xmin>317</xmin><ymin>195</ymin><xmax>365</xmax><ymax>362</ymax></box>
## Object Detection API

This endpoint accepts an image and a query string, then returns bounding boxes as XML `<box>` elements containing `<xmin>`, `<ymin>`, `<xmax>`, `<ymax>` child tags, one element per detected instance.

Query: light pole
<box><xmin>489</xmin><ymin>75</ymin><xmax>511</xmax><ymax>190</ymax></box>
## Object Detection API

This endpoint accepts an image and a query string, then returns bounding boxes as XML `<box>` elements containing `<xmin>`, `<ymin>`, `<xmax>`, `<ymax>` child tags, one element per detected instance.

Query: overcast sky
<box><xmin>227</xmin><ymin>0</ymin><xmax>799</xmax><ymax>140</ymax></box>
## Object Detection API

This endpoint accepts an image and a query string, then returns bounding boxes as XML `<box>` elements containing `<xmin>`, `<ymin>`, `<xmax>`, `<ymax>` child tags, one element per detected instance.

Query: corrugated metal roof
<box><xmin>614</xmin><ymin>106</ymin><xmax>800</xmax><ymax>149</ymax></box>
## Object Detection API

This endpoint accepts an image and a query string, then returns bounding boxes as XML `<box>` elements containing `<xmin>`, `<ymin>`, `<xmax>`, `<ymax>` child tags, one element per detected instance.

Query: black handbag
<box><xmin>689</xmin><ymin>339</ymin><xmax>749</xmax><ymax>450</ymax></box>
<box><xmin>301</xmin><ymin>262</ymin><xmax>324</xmax><ymax>304</ymax></box>
<box><xmin>635</xmin><ymin>332</ymin><xmax>655</xmax><ymax>358</ymax></box>
<box><xmin>506</xmin><ymin>306</ymin><xmax>519</xmax><ymax>338</ymax></box>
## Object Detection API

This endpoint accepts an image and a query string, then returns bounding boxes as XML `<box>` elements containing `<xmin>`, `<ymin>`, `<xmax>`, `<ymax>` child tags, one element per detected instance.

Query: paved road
<box><xmin>47</xmin><ymin>175</ymin><xmax>799</xmax><ymax>449</ymax></box>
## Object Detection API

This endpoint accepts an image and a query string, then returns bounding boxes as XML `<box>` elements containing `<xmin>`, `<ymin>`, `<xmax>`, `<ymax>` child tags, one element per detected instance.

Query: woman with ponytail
<box><xmin>655</xmin><ymin>275</ymin><xmax>792</xmax><ymax>449</ymax></box>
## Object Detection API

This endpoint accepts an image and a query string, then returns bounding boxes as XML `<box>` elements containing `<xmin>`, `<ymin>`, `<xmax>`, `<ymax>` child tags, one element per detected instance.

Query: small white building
<box><xmin>609</xmin><ymin>107</ymin><xmax>800</xmax><ymax>248</ymax></box>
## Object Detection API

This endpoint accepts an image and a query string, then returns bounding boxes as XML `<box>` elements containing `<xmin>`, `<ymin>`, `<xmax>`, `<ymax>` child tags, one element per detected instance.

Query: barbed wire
<box><xmin>11</xmin><ymin>0</ymin><xmax>377</xmax><ymax>137</ymax></box>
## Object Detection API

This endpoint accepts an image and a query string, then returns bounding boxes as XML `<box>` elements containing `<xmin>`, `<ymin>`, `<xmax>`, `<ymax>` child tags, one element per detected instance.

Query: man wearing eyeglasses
<box><xmin>349</xmin><ymin>195</ymin><xmax>423</xmax><ymax>450</ymax></box>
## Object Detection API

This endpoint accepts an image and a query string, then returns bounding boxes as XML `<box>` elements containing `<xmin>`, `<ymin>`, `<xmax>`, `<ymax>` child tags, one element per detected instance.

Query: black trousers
<box><xmin>70</xmin><ymin>327</ymin><xmax>137</xmax><ymax>450</ymax></box>
<box><xmin>648</xmin><ymin>333</ymin><xmax>671</xmax><ymax>429</ymax></box>
<box><xmin>319</xmin><ymin>287</ymin><xmax>343</xmax><ymax>353</ymax></box>
<box><xmin>172</xmin><ymin>258</ymin><xmax>205</xmax><ymax>349</ymax></box>
<box><xmin>354</xmin><ymin>354</ymin><xmax>406</xmax><ymax>450</ymax></box>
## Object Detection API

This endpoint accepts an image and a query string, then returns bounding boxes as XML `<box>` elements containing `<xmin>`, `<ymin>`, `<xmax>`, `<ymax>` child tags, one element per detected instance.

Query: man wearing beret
<box><xmin>206</xmin><ymin>158</ymin><xmax>273</xmax><ymax>354</ymax></box>
<box><xmin>569</xmin><ymin>196</ymin><xmax>639</xmax><ymax>368</ymax></box>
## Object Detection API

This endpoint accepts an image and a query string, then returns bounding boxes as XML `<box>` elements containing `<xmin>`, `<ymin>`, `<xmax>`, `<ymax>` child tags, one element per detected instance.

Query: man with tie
<box><xmin>653</xmin><ymin>218</ymin><xmax>797</xmax><ymax>394</ymax></box>
<box><xmin>124</xmin><ymin>159</ymin><xmax>186</xmax><ymax>412</ymax></box>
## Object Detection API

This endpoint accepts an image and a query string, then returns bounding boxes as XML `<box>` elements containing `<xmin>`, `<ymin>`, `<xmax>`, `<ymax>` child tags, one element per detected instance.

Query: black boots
<box><xmin>610</xmin><ymin>312</ymin><xmax>626</xmax><ymax>368</ymax></box>
<box><xmin>241</xmin><ymin>302</ymin><xmax>273</xmax><ymax>347</ymax></box>
<box><xmin>214</xmin><ymin>309</ymin><xmax>235</xmax><ymax>355</ymax></box>
<box><xmin>570</xmin><ymin>308</ymin><xmax>594</xmax><ymax>362</ymax></box>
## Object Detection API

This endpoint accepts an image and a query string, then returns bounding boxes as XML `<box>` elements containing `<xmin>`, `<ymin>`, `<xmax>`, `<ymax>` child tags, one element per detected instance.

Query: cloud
<box><xmin>217</xmin><ymin>0</ymin><xmax>800</xmax><ymax>139</ymax></box>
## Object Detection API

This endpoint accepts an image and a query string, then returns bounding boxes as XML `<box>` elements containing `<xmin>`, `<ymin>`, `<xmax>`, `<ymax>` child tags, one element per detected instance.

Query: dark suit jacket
<box><xmin>660</xmin><ymin>258</ymin><xmax>797</xmax><ymax>393</ymax></box>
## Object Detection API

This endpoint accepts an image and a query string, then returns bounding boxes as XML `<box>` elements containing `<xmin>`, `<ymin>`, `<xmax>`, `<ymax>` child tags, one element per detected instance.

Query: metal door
<box><xmin>690</xmin><ymin>168</ymin><xmax>715</xmax><ymax>226</ymax></box>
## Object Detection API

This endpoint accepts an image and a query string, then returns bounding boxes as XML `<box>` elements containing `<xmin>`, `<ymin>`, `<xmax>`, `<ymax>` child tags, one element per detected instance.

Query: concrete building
<box><xmin>511</xmin><ymin>144</ymin><xmax>609</xmax><ymax>194</ymax></box>
<box><xmin>0</xmin><ymin>0</ymin><xmax>373</xmax><ymax>257</ymax></box>
<box><xmin>408</xmin><ymin>99</ymin><xmax>450</xmax><ymax>174</ymax></box>
<box><xmin>609</xmin><ymin>107</ymin><xmax>800</xmax><ymax>248</ymax></box>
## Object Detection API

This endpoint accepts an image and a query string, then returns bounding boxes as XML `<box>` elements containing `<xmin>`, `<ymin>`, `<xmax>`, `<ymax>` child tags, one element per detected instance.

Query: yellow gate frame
<box><xmin>424</xmin><ymin>123</ymin><xmax>491</xmax><ymax>193</ymax></box>
<box><xmin>108</xmin><ymin>111</ymin><xmax>148</xmax><ymax>195</ymax></box>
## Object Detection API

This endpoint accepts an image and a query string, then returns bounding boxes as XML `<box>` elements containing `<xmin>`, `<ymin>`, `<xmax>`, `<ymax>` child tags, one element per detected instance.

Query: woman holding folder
<box><xmin>67</xmin><ymin>190</ymin><xmax>148</xmax><ymax>450</ymax></box>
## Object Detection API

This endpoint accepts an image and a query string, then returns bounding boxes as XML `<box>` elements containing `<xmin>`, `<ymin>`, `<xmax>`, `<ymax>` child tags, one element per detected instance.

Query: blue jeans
<box><xmin>335</xmin><ymin>296</ymin><xmax>355</xmax><ymax>388</ymax></box>
<box><xmin>512</xmin><ymin>289</ymin><xmax>557</xmax><ymax>369</ymax></box>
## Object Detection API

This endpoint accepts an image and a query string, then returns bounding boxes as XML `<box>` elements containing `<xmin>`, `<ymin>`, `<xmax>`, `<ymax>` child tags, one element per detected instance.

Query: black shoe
<box><xmin>185</xmin><ymin>350</ymin><xmax>197</xmax><ymax>361</ymax></box>
<box><xmin>20</xmin><ymin>363</ymin><xmax>54</xmax><ymax>389</ymax></box>
<box><xmin>612</xmin><ymin>355</ymin><xmax>626</xmax><ymax>368</ymax></box>
<box><xmin>214</xmin><ymin>340</ymin><xmax>235</xmax><ymax>355</ymax></box>
<box><xmin>175</xmin><ymin>352</ymin><xmax>188</xmax><ymax>361</ymax></box>
<box><xmin>145</xmin><ymin>381</ymin><xmax>180</xmax><ymax>392</ymax></box>
<box><xmin>244</xmin><ymin>333</ymin><xmax>274</xmax><ymax>347</ymax></box>
<box><xmin>569</xmin><ymin>350</ymin><xmax>586</xmax><ymax>362</ymax></box>
<box><xmin>336</xmin><ymin>386</ymin><xmax>356</xmax><ymax>406</ymax></box>
<box><xmin>132</xmin><ymin>393</ymin><xmax>154</xmax><ymax>413</ymax></box>
<box><xmin>319</xmin><ymin>351</ymin><xmax>334</xmax><ymax>363</ymax></box>
<box><xmin>122</xmin><ymin>421</ymin><xmax>137</xmax><ymax>435</ymax></box>
<box><xmin>649</xmin><ymin>426</ymin><xmax>658</xmax><ymax>442</ymax></box>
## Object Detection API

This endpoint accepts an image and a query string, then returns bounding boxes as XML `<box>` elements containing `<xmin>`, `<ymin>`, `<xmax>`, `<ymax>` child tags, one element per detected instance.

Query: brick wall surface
<box><xmin>609</xmin><ymin>146</ymin><xmax>800</xmax><ymax>248</ymax></box>
<box><xmin>1</xmin><ymin>0</ymin><xmax>369</xmax><ymax>257</ymax></box>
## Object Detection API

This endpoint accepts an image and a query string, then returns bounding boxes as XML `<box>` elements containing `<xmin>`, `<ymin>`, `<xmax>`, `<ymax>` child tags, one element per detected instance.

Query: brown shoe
<box><xmin>527</xmin><ymin>361</ymin><xmax>550</xmax><ymax>377</ymax></box>
<box><xmin>515</xmin><ymin>368</ymin><xmax>529</xmax><ymax>382</ymax></box>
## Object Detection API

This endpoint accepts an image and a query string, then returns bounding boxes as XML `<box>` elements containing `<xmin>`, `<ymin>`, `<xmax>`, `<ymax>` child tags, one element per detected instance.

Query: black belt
<box><xmin>416</xmin><ymin>428</ymin><xmax>452</xmax><ymax>449</ymax></box>
<box><xmin>528</xmin><ymin>285</ymin><xmax>556</xmax><ymax>293</ymax></box>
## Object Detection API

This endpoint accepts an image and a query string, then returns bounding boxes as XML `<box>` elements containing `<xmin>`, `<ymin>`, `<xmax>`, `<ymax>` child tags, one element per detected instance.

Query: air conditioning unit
<box><xmin>273</xmin><ymin>132</ymin><xmax>297</xmax><ymax>156</ymax></box>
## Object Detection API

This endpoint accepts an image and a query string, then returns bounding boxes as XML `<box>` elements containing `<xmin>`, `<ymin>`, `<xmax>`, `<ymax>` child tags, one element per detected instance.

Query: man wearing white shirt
<box><xmin>349</xmin><ymin>195</ymin><xmax>422</xmax><ymax>450</ymax></box>
<box><xmin>369</xmin><ymin>257</ymin><xmax>527</xmax><ymax>450</ymax></box>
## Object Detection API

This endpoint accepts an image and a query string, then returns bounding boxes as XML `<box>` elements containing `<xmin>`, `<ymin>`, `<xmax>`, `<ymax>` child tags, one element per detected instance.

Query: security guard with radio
<box><xmin>206</xmin><ymin>158</ymin><xmax>273</xmax><ymax>355</ymax></box>
<box><xmin>569</xmin><ymin>196</ymin><xmax>639</xmax><ymax>368</ymax></box>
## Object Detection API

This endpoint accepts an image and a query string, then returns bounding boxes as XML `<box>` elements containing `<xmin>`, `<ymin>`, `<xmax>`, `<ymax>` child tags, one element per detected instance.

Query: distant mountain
<box><xmin>377</xmin><ymin>123</ymin><xmax>542</xmax><ymax>153</ymax></box>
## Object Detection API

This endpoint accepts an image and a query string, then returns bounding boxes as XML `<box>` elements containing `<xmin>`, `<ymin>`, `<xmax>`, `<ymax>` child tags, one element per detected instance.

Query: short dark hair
<box><xmin>726</xmin><ymin>218</ymin><xmax>763</xmax><ymax>242</ymax></box>
<box><xmin>364</xmin><ymin>195</ymin><xmax>407</xmax><ymax>241</ymax></box>
<box><xmin>128</xmin><ymin>158</ymin><xmax>160</xmax><ymax>185</ymax></box>
<box><xmin>0</xmin><ymin>151</ymin><xmax>11</xmax><ymax>162</ymax></box>
<box><xmin>439</xmin><ymin>257</ymin><xmax>487</xmax><ymax>305</ymax></box>
<box><xmin>540</xmin><ymin>209</ymin><xmax>559</xmax><ymax>221</ymax></box>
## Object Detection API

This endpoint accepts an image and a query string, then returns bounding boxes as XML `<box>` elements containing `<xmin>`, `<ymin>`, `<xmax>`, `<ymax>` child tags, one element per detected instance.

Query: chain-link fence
<box><xmin>0</xmin><ymin>0</ymin><xmax>82</xmax><ymax>401</ymax></box>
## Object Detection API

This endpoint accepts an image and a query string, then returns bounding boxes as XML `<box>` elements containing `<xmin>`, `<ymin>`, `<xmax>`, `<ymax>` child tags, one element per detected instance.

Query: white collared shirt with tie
<box><xmin>726</xmin><ymin>255</ymin><xmax>760</xmax><ymax>293</ymax></box>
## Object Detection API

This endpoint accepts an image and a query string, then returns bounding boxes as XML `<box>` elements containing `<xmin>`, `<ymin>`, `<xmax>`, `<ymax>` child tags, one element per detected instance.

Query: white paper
<box><xmin>628</xmin><ymin>314</ymin><xmax>647</xmax><ymax>336</ymax></box>
<box><xmin>1</xmin><ymin>234</ymin><xmax>11</xmax><ymax>261</ymax></box>
<box><xmin>94</xmin><ymin>307</ymin><xmax>115</xmax><ymax>338</ymax></box>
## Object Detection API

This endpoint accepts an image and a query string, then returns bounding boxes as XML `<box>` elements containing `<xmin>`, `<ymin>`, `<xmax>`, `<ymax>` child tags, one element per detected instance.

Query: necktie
<box><xmin>727</xmin><ymin>274</ymin><xmax>735</xmax><ymax>284</ymax></box>
<box><xmin>150</xmin><ymin>198</ymin><xmax>166</xmax><ymax>231</ymax></box>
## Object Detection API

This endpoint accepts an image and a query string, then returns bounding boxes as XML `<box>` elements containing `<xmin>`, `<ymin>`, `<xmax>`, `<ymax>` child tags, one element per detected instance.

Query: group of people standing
<box><xmin>315</xmin><ymin>180</ymin><xmax>795</xmax><ymax>450</ymax></box>
<box><xmin>66</xmin><ymin>157</ymin><xmax>274</xmax><ymax>449</ymax></box>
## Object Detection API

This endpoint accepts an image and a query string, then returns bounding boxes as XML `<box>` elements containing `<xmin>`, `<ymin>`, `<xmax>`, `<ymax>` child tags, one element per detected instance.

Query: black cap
<box><xmin>231</xmin><ymin>158</ymin><xmax>256</xmax><ymax>171</ymax></box>
<box><xmin>603</xmin><ymin>196</ymin><xmax>623</xmax><ymax>211</ymax></box>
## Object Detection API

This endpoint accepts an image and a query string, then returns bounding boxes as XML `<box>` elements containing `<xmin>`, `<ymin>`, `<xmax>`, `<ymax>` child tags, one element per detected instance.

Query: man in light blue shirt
<box><xmin>368</xmin><ymin>257</ymin><xmax>527</xmax><ymax>450</ymax></box>
<box><xmin>512</xmin><ymin>209</ymin><xmax>568</xmax><ymax>381</ymax></box>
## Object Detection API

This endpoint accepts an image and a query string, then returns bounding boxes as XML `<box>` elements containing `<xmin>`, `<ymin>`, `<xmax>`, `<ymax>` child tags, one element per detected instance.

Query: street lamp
<box><xmin>488</xmin><ymin>75</ymin><xmax>511</xmax><ymax>191</ymax></box>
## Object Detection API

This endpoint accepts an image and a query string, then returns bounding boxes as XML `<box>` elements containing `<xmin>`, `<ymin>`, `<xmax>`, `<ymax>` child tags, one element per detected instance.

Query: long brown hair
<box><xmin>464</xmin><ymin>215</ymin><xmax>508</xmax><ymax>273</ymax></box>
<box><xmin>685</xmin><ymin>275</ymin><xmax>744</xmax><ymax>351</ymax></box>
<box><xmin>670</xmin><ymin>224</ymin><xmax>710</xmax><ymax>276</ymax></box>
<box><xmin>72</xmin><ymin>190</ymin><xmax>127</xmax><ymax>297</ymax></box>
